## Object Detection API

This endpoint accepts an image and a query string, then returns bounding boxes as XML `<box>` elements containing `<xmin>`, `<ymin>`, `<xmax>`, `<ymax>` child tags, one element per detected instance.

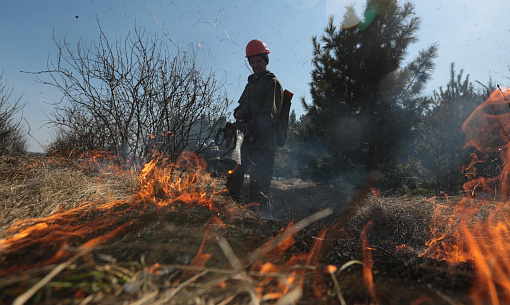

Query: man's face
<box><xmin>249</xmin><ymin>56</ymin><xmax>267</xmax><ymax>75</ymax></box>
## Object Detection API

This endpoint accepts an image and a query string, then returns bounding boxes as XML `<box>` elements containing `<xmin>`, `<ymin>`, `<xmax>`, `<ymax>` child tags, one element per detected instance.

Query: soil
<box><xmin>271</xmin><ymin>178</ymin><xmax>348</xmax><ymax>220</ymax></box>
<box><xmin>219</xmin><ymin>174</ymin><xmax>350</xmax><ymax>221</ymax></box>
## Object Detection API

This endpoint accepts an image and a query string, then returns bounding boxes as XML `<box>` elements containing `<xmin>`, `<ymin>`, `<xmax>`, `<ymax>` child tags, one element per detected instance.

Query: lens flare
<box><xmin>357</xmin><ymin>4</ymin><xmax>378</xmax><ymax>31</ymax></box>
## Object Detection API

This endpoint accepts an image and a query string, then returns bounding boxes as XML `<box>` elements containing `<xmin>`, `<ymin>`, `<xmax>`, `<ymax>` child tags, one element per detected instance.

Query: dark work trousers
<box><xmin>226</xmin><ymin>143</ymin><xmax>275</xmax><ymax>206</ymax></box>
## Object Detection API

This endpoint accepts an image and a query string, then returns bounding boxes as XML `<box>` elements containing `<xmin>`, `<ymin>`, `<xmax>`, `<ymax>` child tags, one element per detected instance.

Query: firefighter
<box><xmin>226</xmin><ymin>39</ymin><xmax>284</xmax><ymax>216</ymax></box>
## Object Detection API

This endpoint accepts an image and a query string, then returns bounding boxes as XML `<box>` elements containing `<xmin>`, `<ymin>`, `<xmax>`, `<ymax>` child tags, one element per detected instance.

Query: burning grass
<box><xmin>4</xmin><ymin>91</ymin><xmax>510</xmax><ymax>305</ymax></box>
<box><xmin>0</xmin><ymin>153</ymin><xmax>480</xmax><ymax>305</ymax></box>
<box><xmin>7</xmin><ymin>89</ymin><xmax>510</xmax><ymax>304</ymax></box>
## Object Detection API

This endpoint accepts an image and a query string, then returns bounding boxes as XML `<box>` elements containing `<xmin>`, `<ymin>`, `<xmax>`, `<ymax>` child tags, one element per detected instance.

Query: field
<box><xmin>0</xmin><ymin>154</ymin><xmax>491</xmax><ymax>304</ymax></box>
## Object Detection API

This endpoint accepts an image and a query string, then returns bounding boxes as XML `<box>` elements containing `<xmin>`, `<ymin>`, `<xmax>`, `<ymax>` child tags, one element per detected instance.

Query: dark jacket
<box><xmin>235</xmin><ymin>70</ymin><xmax>283</xmax><ymax>150</ymax></box>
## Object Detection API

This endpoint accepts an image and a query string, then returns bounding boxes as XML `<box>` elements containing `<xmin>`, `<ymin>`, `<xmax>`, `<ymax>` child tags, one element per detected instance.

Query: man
<box><xmin>226</xmin><ymin>39</ymin><xmax>284</xmax><ymax>215</ymax></box>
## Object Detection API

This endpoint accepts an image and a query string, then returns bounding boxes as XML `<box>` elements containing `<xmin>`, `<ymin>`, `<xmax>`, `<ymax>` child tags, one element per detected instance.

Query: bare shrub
<box><xmin>36</xmin><ymin>24</ymin><xmax>230</xmax><ymax>161</ymax></box>
<box><xmin>48</xmin><ymin>105</ymin><xmax>112</xmax><ymax>156</ymax></box>
<box><xmin>0</xmin><ymin>72</ymin><xmax>27</xmax><ymax>155</ymax></box>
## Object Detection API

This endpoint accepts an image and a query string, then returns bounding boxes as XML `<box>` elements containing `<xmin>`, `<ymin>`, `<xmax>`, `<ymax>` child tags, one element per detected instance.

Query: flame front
<box><xmin>421</xmin><ymin>88</ymin><xmax>510</xmax><ymax>304</ymax></box>
<box><xmin>0</xmin><ymin>152</ymin><xmax>222</xmax><ymax>276</ymax></box>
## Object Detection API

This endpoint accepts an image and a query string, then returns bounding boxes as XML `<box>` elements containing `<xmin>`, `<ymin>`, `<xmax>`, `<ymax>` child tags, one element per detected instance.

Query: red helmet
<box><xmin>245</xmin><ymin>39</ymin><xmax>270</xmax><ymax>57</ymax></box>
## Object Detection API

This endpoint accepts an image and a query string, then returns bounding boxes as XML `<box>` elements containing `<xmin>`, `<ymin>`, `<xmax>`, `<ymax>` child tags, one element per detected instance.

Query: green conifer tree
<box><xmin>304</xmin><ymin>0</ymin><xmax>436</xmax><ymax>184</ymax></box>
<box><xmin>419</xmin><ymin>64</ymin><xmax>484</xmax><ymax>193</ymax></box>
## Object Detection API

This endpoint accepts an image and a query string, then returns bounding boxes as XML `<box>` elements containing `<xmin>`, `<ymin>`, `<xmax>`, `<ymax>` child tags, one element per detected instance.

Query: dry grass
<box><xmin>350</xmin><ymin>194</ymin><xmax>437</xmax><ymax>249</ymax></box>
<box><xmin>0</xmin><ymin>154</ymin><xmax>477</xmax><ymax>305</ymax></box>
<box><xmin>0</xmin><ymin>155</ymin><xmax>137</xmax><ymax>235</ymax></box>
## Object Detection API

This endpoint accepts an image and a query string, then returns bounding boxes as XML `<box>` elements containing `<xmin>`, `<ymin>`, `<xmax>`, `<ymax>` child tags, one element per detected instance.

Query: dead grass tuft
<box><xmin>0</xmin><ymin>155</ymin><xmax>137</xmax><ymax>236</ymax></box>
<box><xmin>349</xmin><ymin>194</ymin><xmax>438</xmax><ymax>249</ymax></box>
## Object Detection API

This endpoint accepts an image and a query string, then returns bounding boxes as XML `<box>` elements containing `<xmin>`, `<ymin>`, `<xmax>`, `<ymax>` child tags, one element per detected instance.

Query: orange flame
<box><xmin>0</xmin><ymin>151</ymin><xmax>222</xmax><ymax>275</ymax></box>
<box><xmin>180</xmin><ymin>217</ymin><xmax>226</xmax><ymax>281</ymax></box>
<box><xmin>244</xmin><ymin>224</ymin><xmax>331</xmax><ymax>303</ymax></box>
<box><xmin>361</xmin><ymin>221</ymin><xmax>378</xmax><ymax>303</ymax></box>
<box><xmin>421</xmin><ymin>88</ymin><xmax>510</xmax><ymax>304</ymax></box>
<box><xmin>370</xmin><ymin>187</ymin><xmax>381</xmax><ymax>197</ymax></box>
<box><xmin>326</xmin><ymin>264</ymin><xmax>338</xmax><ymax>274</ymax></box>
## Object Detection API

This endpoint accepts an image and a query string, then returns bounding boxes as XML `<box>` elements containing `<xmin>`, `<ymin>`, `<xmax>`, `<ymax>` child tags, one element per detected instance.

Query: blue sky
<box><xmin>1</xmin><ymin>0</ymin><xmax>509</xmax><ymax>152</ymax></box>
